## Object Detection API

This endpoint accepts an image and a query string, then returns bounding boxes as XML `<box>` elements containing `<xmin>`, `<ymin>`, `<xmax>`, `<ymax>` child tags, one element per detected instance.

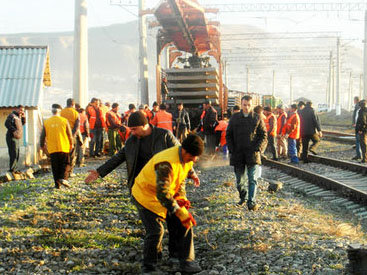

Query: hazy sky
<box><xmin>0</xmin><ymin>0</ymin><xmax>365</xmax><ymax>45</ymax></box>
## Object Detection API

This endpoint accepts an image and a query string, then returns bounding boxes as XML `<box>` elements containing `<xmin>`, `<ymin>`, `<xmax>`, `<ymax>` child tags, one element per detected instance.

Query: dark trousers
<box><xmin>176</xmin><ymin>126</ymin><xmax>188</xmax><ymax>143</ymax></box>
<box><xmin>90</xmin><ymin>128</ymin><xmax>103</xmax><ymax>156</ymax></box>
<box><xmin>50</xmin><ymin>152</ymin><xmax>71</xmax><ymax>188</ymax></box>
<box><xmin>302</xmin><ymin>134</ymin><xmax>321</xmax><ymax>160</ymax></box>
<box><xmin>69</xmin><ymin>137</ymin><xmax>77</xmax><ymax>173</ymax></box>
<box><xmin>6</xmin><ymin>132</ymin><xmax>20</xmax><ymax>172</ymax></box>
<box><xmin>205</xmin><ymin>134</ymin><xmax>217</xmax><ymax>154</ymax></box>
<box><xmin>361</xmin><ymin>132</ymin><xmax>367</xmax><ymax>162</ymax></box>
<box><xmin>107</xmin><ymin>129</ymin><xmax>122</xmax><ymax>156</ymax></box>
<box><xmin>266</xmin><ymin>135</ymin><xmax>278</xmax><ymax>159</ymax></box>
<box><xmin>134</xmin><ymin>200</ymin><xmax>195</xmax><ymax>267</ymax></box>
<box><xmin>76</xmin><ymin>133</ymin><xmax>87</xmax><ymax>165</ymax></box>
<box><xmin>296</xmin><ymin>138</ymin><xmax>302</xmax><ymax>158</ymax></box>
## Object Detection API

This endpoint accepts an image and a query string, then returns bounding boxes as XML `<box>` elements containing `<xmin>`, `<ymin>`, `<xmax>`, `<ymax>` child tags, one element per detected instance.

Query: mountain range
<box><xmin>0</xmin><ymin>20</ymin><xmax>363</xmax><ymax>110</ymax></box>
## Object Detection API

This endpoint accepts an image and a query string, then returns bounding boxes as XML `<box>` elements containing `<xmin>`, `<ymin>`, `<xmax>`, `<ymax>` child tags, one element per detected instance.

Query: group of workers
<box><xmin>255</xmin><ymin>100</ymin><xmax>323</xmax><ymax>164</ymax></box>
<box><xmin>5</xmin><ymin>93</ymin><xmax>367</xmax><ymax>274</ymax></box>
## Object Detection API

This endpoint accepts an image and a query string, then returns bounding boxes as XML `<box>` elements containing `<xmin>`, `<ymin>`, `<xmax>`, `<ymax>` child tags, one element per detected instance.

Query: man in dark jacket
<box><xmin>300</xmin><ymin>101</ymin><xmax>322</xmax><ymax>162</ymax></box>
<box><xmin>226</xmin><ymin>95</ymin><xmax>267</xmax><ymax>210</ymax></box>
<box><xmin>352</xmin><ymin>96</ymin><xmax>362</xmax><ymax>160</ymax></box>
<box><xmin>85</xmin><ymin>111</ymin><xmax>180</xmax><ymax>189</ymax></box>
<box><xmin>202</xmin><ymin>100</ymin><xmax>218</xmax><ymax>154</ymax></box>
<box><xmin>173</xmin><ymin>103</ymin><xmax>191</xmax><ymax>142</ymax></box>
<box><xmin>356</xmin><ymin>100</ymin><xmax>367</xmax><ymax>163</ymax></box>
<box><xmin>5</xmin><ymin>105</ymin><xmax>26</xmax><ymax>173</ymax></box>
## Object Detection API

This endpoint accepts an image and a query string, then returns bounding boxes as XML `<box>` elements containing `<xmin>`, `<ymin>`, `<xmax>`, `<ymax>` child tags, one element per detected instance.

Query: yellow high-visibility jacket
<box><xmin>132</xmin><ymin>146</ymin><xmax>193</xmax><ymax>218</ymax></box>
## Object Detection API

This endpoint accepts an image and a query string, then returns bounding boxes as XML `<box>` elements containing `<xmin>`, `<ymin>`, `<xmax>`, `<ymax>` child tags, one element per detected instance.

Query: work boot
<box><xmin>237</xmin><ymin>193</ymin><xmax>247</xmax><ymax>206</ymax></box>
<box><xmin>180</xmin><ymin>261</ymin><xmax>202</xmax><ymax>274</ymax></box>
<box><xmin>309</xmin><ymin>149</ymin><xmax>318</xmax><ymax>155</ymax></box>
<box><xmin>248</xmin><ymin>201</ymin><xmax>259</xmax><ymax>211</ymax></box>
<box><xmin>60</xmin><ymin>179</ymin><xmax>71</xmax><ymax>188</ymax></box>
<box><xmin>352</xmin><ymin>156</ymin><xmax>361</xmax><ymax>160</ymax></box>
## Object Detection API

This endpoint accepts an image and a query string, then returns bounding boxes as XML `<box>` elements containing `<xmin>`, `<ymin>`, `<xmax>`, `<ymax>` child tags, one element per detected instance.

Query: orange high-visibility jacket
<box><xmin>87</xmin><ymin>105</ymin><xmax>106</xmax><ymax>130</ymax></box>
<box><xmin>283</xmin><ymin>112</ymin><xmax>300</xmax><ymax>139</ymax></box>
<box><xmin>277</xmin><ymin>112</ymin><xmax>287</xmax><ymax>135</ymax></box>
<box><xmin>151</xmin><ymin>110</ymin><xmax>173</xmax><ymax>132</ymax></box>
<box><xmin>215</xmin><ymin>120</ymin><xmax>228</xmax><ymax>147</ymax></box>
<box><xmin>264</xmin><ymin>113</ymin><xmax>277</xmax><ymax>137</ymax></box>
<box><xmin>106</xmin><ymin>110</ymin><xmax>122</xmax><ymax>129</ymax></box>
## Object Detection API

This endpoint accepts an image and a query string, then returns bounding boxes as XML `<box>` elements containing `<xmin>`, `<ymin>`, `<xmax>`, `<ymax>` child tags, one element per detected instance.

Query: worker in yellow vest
<box><xmin>60</xmin><ymin>98</ymin><xmax>80</xmax><ymax>176</ymax></box>
<box><xmin>40</xmin><ymin>104</ymin><xmax>73</xmax><ymax>189</ymax></box>
<box><xmin>132</xmin><ymin>134</ymin><xmax>203</xmax><ymax>274</ymax></box>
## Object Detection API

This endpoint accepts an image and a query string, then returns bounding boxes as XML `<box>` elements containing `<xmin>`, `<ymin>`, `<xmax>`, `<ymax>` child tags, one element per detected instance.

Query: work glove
<box><xmin>175</xmin><ymin>197</ymin><xmax>191</xmax><ymax>209</ymax></box>
<box><xmin>175</xmin><ymin>207</ymin><xmax>196</xmax><ymax>229</ymax></box>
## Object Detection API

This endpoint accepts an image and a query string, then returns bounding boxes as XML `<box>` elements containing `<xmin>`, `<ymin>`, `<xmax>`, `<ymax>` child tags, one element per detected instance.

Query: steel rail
<box><xmin>263</xmin><ymin>158</ymin><xmax>367</xmax><ymax>206</ymax></box>
<box><xmin>308</xmin><ymin>155</ymin><xmax>367</xmax><ymax>175</ymax></box>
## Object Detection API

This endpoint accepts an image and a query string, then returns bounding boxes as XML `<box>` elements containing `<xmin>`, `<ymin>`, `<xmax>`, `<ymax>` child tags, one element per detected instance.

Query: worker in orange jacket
<box><xmin>106</xmin><ymin>103</ymin><xmax>123</xmax><ymax>156</ymax></box>
<box><xmin>214</xmin><ymin>114</ymin><xmax>228</xmax><ymax>159</ymax></box>
<box><xmin>151</xmin><ymin>104</ymin><xmax>173</xmax><ymax>133</ymax></box>
<box><xmin>276</xmin><ymin>104</ymin><xmax>288</xmax><ymax>159</ymax></box>
<box><xmin>282</xmin><ymin>104</ymin><xmax>300</xmax><ymax>164</ymax></box>
<box><xmin>263</xmin><ymin>106</ymin><xmax>278</xmax><ymax>160</ymax></box>
<box><xmin>86</xmin><ymin>98</ymin><xmax>106</xmax><ymax>157</ymax></box>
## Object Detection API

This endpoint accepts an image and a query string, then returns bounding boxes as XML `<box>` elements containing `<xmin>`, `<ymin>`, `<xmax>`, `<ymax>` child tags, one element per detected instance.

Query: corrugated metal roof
<box><xmin>0</xmin><ymin>46</ymin><xmax>51</xmax><ymax>108</ymax></box>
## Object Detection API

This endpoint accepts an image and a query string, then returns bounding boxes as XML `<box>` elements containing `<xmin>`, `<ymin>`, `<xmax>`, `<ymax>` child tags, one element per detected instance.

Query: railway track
<box><xmin>263</xmin><ymin>156</ymin><xmax>367</xmax><ymax>220</ymax></box>
<box><xmin>323</xmin><ymin>130</ymin><xmax>355</xmax><ymax>144</ymax></box>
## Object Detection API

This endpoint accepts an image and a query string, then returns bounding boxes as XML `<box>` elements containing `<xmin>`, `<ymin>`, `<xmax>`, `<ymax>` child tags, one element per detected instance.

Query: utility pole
<box><xmin>328</xmin><ymin>51</ymin><xmax>333</xmax><ymax>111</ymax></box>
<box><xmin>246</xmin><ymin>66</ymin><xmax>249</xmax><ymax>93</ymax></box>
<box><xmin>348</xmin><ymin>71</ymin><xmax>353</xmax><ymax>111</ymax></box>
<box><xmin>289</xmin><ymin>74</ymin><xmax>293</xmax><ymax>105</ymax></box>
<box><xmin>364</xmin><ymin>10</ymin><xmax>367</xmax><ymax>100</ymax></box>
<box><xmin>360</xmin><ymin>74</ymin><xmax>363</xmax><ymax>99</ymax></box>
<box><xmin>224</xmin><ymin>60</ymin><xmax>228</xmax><ymax>86</ymax></box>
<box><xmin>332</xmin><ymin>64</ymin><xmax>336</xmax><ymax>109</ymax></box>
<box><xmin>272</xmin><ymin>70</ymin><xmax>275</xmax><ymax>97</ymax></box>
<box><xmin>336</xmin><ymin>37</ymin><xmax>341</xmax><ymax>115</ymax></box>
<box><xmin>139</xmin><ymin>0</ymin><xmax>149</xmax><ymax>105</ymax></box>
<box><xmin>73</xmin><ymin>0</ymin><xmax>88</xmax><ymax>107</ymax></box>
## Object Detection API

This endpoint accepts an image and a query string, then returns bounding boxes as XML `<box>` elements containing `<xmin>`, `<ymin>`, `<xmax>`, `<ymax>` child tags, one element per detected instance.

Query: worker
<box><xmin>40</xmin><ymin>104</ymin><xmax>73</xmax><ymax>189</ymax></box>
<box><xmin>263</xmin><ymin>106</ymin><xmax>278</xmax><ymax>160</ymax></box>
<box><xmin>173</xmin><ymin>103</ymin><xmax>191</xmax><ymax>142</ymax></box>
<box><xmin>106</xmin><ymin>103</ymin><xmax>123</xmax><ymax>156</ymax></box>
<box><xmin>84</xmin><ymin>111</ymin><xmax>179</xmax><ymax>192</ymax></box>
<box><xmin>151</xmin><ymin>104</ymin><xmax>174</xmax><ymax>133</ymax></box>
<box><xmin>276</xmin><ymin>104</ymin><xmax>288</xmax><ymax>159</ymax></box>
<box><xmin>60</xmin><ymin>98</ymin><xmax>80</xmax><ymax>176</ymax></box>
<box><xmin>226</xmin><ymin>96</ymin><xmax>267</xmax><ymax>210</ymax></box>
<box><xmin>132</xmin><ymin>134</ymin><xmax>203</xmax><ymax>274</ymax></box>
<box><xmin>282</xmin><ymin>104</ymin><xmax>301</xmax><ymax>164</ymax></box>
<box><xmin>86</xmin><ymin>98</ymin><xmax>106</xmax><ymax>158</ymax></box>
<box><xmin>5</xmin><ymin>105</ymin><xmax>26</xmax><ymax>174</ymax></box>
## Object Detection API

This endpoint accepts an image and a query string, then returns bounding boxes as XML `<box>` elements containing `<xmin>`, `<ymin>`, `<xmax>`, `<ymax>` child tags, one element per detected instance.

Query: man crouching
<box><xmin>132</xmin><ymin>134</ymin><xmax>203</xmax><ymax>274</ymax></box>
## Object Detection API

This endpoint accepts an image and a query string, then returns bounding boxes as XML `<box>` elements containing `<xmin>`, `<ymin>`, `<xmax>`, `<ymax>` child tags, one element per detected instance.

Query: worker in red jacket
<box><xmin>263</xmin><ymin>106</ymin><xmax>278</xmax><ymax>160</ymax></box>
<box><xmin>282</xmin><ymin>104</ymin><xmax>300</xmax><ymax>164</ymax></box>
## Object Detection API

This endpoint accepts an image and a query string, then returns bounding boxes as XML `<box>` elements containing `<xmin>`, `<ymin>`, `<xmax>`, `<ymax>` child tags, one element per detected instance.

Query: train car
<box><xmin>154</xmin><ymin>0</ymin><xmax>226</xmax><ymax>120</ymax></box>
<box><xmin>262</xmin><ymin>95</ymin><xmax>283</xmax><ymax>109</ymax></box>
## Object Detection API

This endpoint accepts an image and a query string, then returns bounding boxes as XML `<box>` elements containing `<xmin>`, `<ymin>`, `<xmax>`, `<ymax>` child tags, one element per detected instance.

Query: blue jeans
<box><xmin>234</xmin><ymin>165</ymin><xmax>258</xmax><ymax>204</ymax></box>
<box><xmin>222</xmin><ymin>144</ymin><xmax>228</xmax><ymax>160</ymax></box>
<box><xmin>288</xmin><ymin>138</ymin><xmax>299</xmax><ymax>163</ymax></box>
<box><xmin>356</xmin><ymin>132</ymin><xmax>362</xmax><ymax>158</ymax></box>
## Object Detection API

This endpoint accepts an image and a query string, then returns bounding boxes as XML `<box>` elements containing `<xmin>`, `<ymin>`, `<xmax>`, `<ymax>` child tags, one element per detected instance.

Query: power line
<box><xmin>201</xmin><ymin>2</ymin><xmax>367</xmax><ymax>13</ymax></box>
